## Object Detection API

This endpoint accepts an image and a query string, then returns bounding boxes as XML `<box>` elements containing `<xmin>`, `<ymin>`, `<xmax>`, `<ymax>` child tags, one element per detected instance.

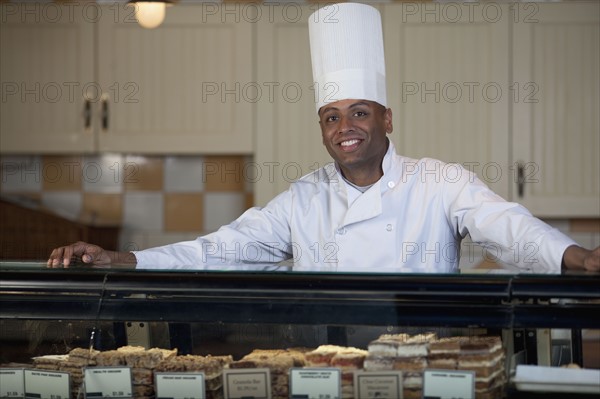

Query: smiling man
<box><xmin>48</xmin><ymin>3</ymin><xmax>599</xmax><ymax>273</ymax></box>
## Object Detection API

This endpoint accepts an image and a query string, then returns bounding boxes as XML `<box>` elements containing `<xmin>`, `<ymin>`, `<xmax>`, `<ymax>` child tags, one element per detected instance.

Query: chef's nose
<box><xmin>338</xmin><ymin>115</ymin><xmax>353</xmax><ymax>134</ymax></box>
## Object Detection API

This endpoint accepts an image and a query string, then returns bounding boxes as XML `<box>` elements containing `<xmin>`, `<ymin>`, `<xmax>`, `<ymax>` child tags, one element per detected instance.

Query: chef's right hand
<box><xmin>47</xmin><ymin>241</ymin><xmax>111</xmax><ymax>268</ymax></box>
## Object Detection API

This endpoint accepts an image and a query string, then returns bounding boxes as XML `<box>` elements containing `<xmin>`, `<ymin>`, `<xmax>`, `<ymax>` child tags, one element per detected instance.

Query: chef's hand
<box><xmin>584</xmin><ymin>247</ymin><xmax>600</xmax><ymax>271</ymax></box>
<box><xmin>47</xmin><ymin>241</ymin><xmax>136</xmax><ymax>268</ymax></box>
<box><xmin>562</xmin><ymin>245</ymin><xmax>600</xmax><ymax>272</ymax></box>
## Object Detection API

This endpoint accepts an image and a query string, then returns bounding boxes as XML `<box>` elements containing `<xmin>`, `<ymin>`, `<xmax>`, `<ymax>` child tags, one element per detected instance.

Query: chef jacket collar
<box><xmin>330</xmin><ymin>139</ymin><xmax>400</xmax><ymax>195</ymax></box>
<box><xmin>327</xmin><ymin>140</ymin><xmax>403</xmax><ymax>227</ymax></box>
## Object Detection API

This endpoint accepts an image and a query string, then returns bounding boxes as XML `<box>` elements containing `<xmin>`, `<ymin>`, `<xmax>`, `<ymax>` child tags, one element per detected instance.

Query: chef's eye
<box><xmin>354</xmin><ymin>111</ymin><xmax>368</xmax><ymax>117</ymax></box>
<box><xmin>325</xmin><ymin>115</ymin><xmax>339</xmax><ymax>122</ymax></box>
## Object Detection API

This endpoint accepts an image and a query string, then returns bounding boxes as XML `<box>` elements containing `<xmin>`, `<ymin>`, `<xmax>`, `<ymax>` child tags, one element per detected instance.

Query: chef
<box><xmin>48</xmin><ymin>3</ymin><xmax>599</xmax><ymax>273</ymax></box>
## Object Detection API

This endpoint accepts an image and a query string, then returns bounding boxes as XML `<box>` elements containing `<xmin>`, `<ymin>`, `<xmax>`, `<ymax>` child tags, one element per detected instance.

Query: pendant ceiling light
<box><xmin>129</xmin><ymin>0</ymin><xmax>173</xmax><ymax>29</ymax></box>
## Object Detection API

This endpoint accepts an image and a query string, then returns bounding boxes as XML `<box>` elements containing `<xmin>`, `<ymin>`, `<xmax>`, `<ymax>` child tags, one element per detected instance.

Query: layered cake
<box><xmin>397</xmin><ymin>333</ymin><xmax>435</xmax><ymax>398</ymax></box>
<box><xmin>32</xmin><ymin>355</ymin><xmax>68</xmax><ymax>371</ymax></box>
<box><xmin>305</xmin><ymin>345</ymin><xmax>348</xmax><ymax>366</ymax></box>
<box><xmin>156</xmin><ymin>354</ymin><xmax>230</xmax><ymax>399</ymax></box>
<box><xmin>458</xmin><ymin>336</ymin><xmax>505</xmax><ymax>399</ymax></box>
<box><xmin>365</xmin><ymin>333</ymin><xmax>506</xmax><ymax>399</ymax></box>
<box><xmin>32</xmin><ymin>348</ymin><xmax>101</xmax><ymax>399</ymax></box>
<box><xmin>23</xmin><ymin>333</ymin><xmax>506</xmax><ymax>399</ymax></box>
<box><xmin>229</xmin><ymin>348</ymin><xmax>306</xmax><ymax>399</ymax></box>
<box><xmin>305</xmin><ymin>345</ymin><xmax>367</xmax><ymax>399</ymax></box>
<box><xmin>427</xmin><ymin>336</ymin><xmax>466</xmax><ymax>369</ymax></box>
<box><xmin>367</xmin><ymin>333</ymin><xmax>410</xmax><ymax>357</ymax></box>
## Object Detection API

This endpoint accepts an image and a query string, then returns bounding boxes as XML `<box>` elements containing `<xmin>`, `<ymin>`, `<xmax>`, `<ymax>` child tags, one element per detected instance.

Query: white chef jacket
<box><xmin>134</xmin><ymin>141</ymin><xmax>575</xmax><ymax>273</ymax></box>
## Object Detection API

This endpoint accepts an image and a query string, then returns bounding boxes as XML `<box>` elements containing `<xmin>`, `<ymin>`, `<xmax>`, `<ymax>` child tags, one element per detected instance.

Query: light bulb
<box><xmin>135</xmin><ymin>2</ymin><xmax>166</xmax><ymax>29</ymax></box>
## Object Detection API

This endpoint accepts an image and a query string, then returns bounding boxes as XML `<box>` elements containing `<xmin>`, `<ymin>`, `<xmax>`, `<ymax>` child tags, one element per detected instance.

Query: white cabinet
<box><xmin>255</xmin><ymin>5</ymin><xmax>330</xmax><ymax>205</ymax></box>
<box><xmin>1</xmin><ymin>3</ymin><xmax>95</xmax><ymax>153</ymax></box>
<box><xmin>512</xmin><ymin>2</ymin><xmax>600</xmax><ymax>217</ymax></box>
<box><xmin>97</xmin><ymin>4</ymin><xmax>253</xmax><ymax>153</ymax></box>
<box><xmin>1</xmin><ymin>3</ymin><xmax>254</xmax><ymax>154</ymax></box>
<box><xmin>383</xmin><ymin>3</ymin><xmax>511</xmax><ymax>199</ymax></box>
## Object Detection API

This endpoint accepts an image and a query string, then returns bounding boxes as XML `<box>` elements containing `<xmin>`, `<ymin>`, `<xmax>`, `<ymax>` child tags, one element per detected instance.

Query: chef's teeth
<box><xmin>341</xmin><ymin>139</ymin><xmax>359</xmax><ymax>146</ymax></box>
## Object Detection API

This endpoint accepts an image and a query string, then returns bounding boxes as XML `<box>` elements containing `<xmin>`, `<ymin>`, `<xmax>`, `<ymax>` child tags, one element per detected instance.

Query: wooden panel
<box><xmin>570</xmin><ymin>219</ymin><xmax>600</xmax><ymax>233</ymax></box>
<box><xmin>0</xmin><ymin>3</ymin><xmax>95</xmax><ymax>153</ymax></box>
<box><xmin>0</xmin><ymin>198</ymin><xmax>119</xmax><ymax>260</ymax></box>
<box><xmin>513</xmin><ymin>2</ymin><xmax>600</xmax><ymax>216</ymax></box>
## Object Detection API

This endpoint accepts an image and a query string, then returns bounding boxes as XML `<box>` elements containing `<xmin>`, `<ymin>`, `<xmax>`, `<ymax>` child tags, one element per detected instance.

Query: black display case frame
<box><xmin>1</xmin><ymin>268</ymin><xmax>599</xmax><ymax>329</ymax></box>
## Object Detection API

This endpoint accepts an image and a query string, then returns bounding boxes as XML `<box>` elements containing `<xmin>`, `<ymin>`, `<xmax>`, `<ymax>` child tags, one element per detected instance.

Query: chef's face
<box><xmin>319</xmin><ymin>99</ymin><xmax>393</xmax><ymax>176</ymax></box>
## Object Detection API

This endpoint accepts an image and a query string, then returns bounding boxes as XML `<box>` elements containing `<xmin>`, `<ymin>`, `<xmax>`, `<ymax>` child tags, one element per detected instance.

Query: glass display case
<box><xmin>1</xmin><ymin>263</ymin><xmax>599</xmax><ymax>398</ymax></box>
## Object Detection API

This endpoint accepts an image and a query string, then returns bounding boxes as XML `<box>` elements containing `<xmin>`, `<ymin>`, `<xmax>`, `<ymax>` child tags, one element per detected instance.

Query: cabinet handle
<box><xmin>101</xmin><ymin>97</ymin><xmax>109</xmax><ymax>130</ymax></box>
<box><xmin>517</xmin><ymin>162</ymin><xmax>525</xmax><ymax>198</ymax></box>
<box><xmin>84</xmin><ymin>99</ymin><xmax>91</xmax><ymax>129</ymax></box>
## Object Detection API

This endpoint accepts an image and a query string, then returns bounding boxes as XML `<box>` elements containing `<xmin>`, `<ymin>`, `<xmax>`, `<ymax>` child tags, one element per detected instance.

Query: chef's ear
<box><xmin>384</xmin><ymin>107</ymin><xmax>393</xmax><ymax>134</ymax></box>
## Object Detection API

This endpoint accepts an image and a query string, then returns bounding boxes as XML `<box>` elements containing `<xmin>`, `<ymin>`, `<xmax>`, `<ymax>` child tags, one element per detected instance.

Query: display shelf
<box><xmin>1</xmin><ymin>265</ymin><xmax>599</xmax><ymax>397</ymax></box>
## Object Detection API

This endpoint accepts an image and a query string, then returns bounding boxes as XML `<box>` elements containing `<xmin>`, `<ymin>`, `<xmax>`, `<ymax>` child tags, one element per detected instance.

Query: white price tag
<box><xmin>290</xmin><ymin>368</ymin><xmax>340</xmax><ymax>399</ymax></box>
<box><xmin>354</xmin><ymin>371</ymin><xmax>403</xmax><ymax>399</ymax></box>
<box><xmin>0</xmin><ymin>368</ymin><xmax>25</xmax><ymax>398</ymax></box>
<box><xmin>423</xmin><ymin>369</ymin><xmax>475</xmax><ymax>399</ymax></box>
<box><xmin>24</xmin><ymin>369</ymin><xmax>70</xmax><ymax>399</ymax></box>
<box><xmin>155</xmin><ymin>372</ymin><xmax>205</xmax><ymax>399</ymax></box>
<box><xmin>223</xmin><ymin>368</ymin><xmax>271</xmax><ymax>399</ymax></box>
<box><xmin>84</xmin><ymin>367</ymin><xmax>132</xmax><ymax>398</ymax></box>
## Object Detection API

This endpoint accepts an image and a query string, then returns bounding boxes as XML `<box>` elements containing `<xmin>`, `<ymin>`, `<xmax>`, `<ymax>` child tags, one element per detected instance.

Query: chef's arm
<box><xmin>47</xmin><ymin>241</ymin><xmax>137</xmax><ymax>268</ymax></box>
<box><xmin>562</xmin><ymin>245</ymin><xmax>600</xmax><ymax>272</ymax></box>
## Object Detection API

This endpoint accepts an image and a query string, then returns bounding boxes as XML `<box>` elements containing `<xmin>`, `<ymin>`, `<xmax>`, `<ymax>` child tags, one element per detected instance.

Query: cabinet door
<box><xmin>384</xmin><ymin>3</ymin><xmax>511</xmax><ymax>199</ymax></box>
<box><xmin>0</xmin><ymin>3</ymin><xmax>95</xmax><ymax>153</ymax></box>
<box><xmin>513</xmin><ymin>2</ymin><xmax>600</xmax><ymax>217</ymax></box>
<box><xmin>97</xmin><ymin>4</ymin><xmax>253</xmax><ymax>154</ymax></box>
<box><xmin>255</xmin><ymin>5</ymin><xmax>330</xmax><ymax>205</ymax></box>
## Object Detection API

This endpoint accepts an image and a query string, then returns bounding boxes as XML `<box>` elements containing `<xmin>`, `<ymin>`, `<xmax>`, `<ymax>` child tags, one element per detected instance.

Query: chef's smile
<box><xmin>339</xmin><ymin>138</ymin><xmax>363</xmax><ymax>152</ymax></box>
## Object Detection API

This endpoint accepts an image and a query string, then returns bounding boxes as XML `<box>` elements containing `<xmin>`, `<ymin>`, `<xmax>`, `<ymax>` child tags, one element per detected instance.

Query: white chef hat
<box><xmin>308</xmin><ymin>3</ymin><xmax>387</xmax><ymax>112</ymax></box>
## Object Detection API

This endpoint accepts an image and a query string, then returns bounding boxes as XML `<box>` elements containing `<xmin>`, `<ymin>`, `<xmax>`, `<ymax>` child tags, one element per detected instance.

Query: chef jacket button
<box><xmin>337</xmin><ymin>227</ymin><xmax>346</xmax><ymax>235</ymax></box>
<box><xmin>386</xmin><ymin>224</ymin><xmax>393</xmax><ymax>231</ymax></box>
<box><xmin>387</xmin><ymin>181</ymin><xmax>395</xmax><ymax>189</ymax></box>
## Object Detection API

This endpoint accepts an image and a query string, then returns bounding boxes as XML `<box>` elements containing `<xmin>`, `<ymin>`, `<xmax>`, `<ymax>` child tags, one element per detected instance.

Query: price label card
<box><xmin>354</xmin><ymin>371</ymin><xmax>403</xmax><ymax>399</ymax></box>
<box><xmin>0</xmin><ymin>368</ymin><xmax>25</xmax><ymax>398</ymax></box>
<box><xmin>223</xmin><ymin>368</ymin><xmax>270</xmax><ymax>399</ymax></box>
<box><xmin>423</xmin><ymin>369</ymin><xmax>475</xmax><ymax>399</ymax></box>
<box><xmin>84</xmin><ymin>367</ymin><xmax>132</xmax><ymax>398</ymax></box>
<box><xmin>289</xmin><ymin>368</ymin><xmax>340</xmax><ymax>399</ymax></box>
<box><xmin>155</xmin><ymin>372</ymin><xmax>205</xmax><ymax>399</ymax></box>
<box><xmin>24</xmin><ymin>369</ymin><xmax>70</xmax><ymax>399</ymax></box>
